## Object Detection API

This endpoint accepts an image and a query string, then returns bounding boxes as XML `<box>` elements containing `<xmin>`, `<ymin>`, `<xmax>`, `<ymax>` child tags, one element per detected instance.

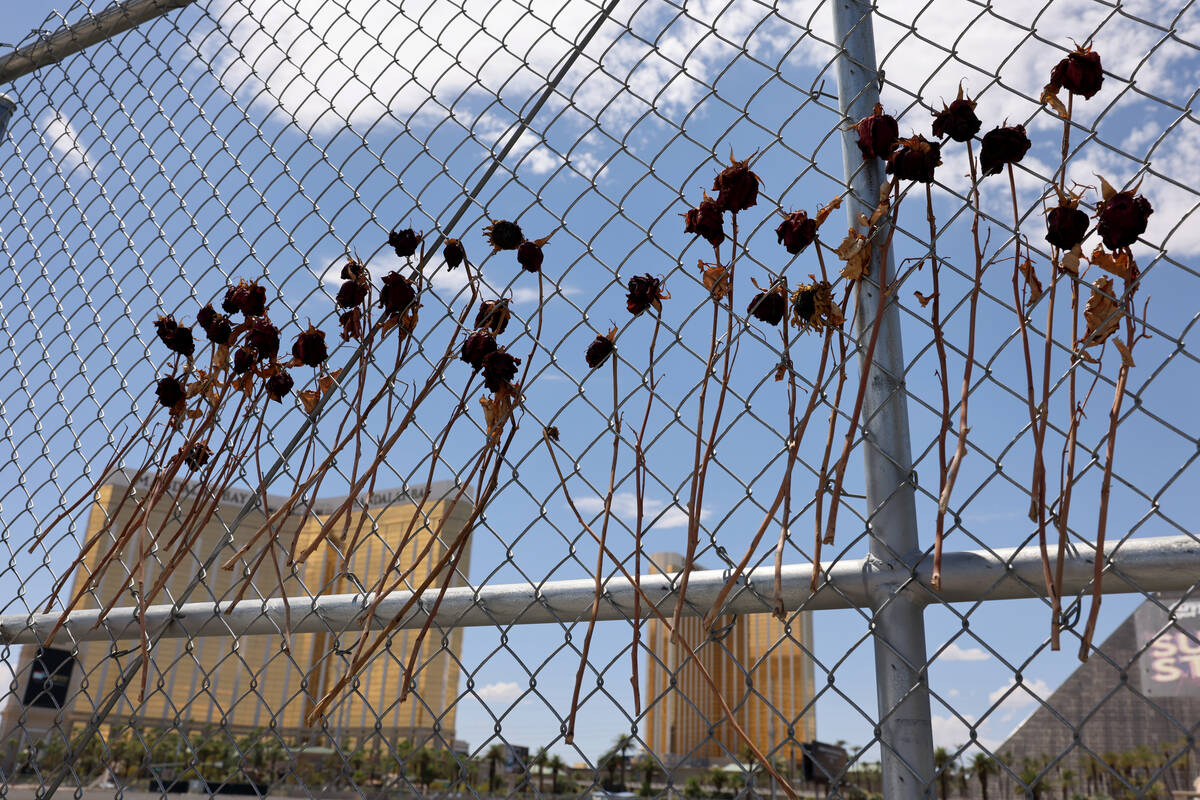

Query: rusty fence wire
<box><xmin>0</xmin><ymin>1</ymin><xmax>1198</xmax><ymax>799</ymax></box>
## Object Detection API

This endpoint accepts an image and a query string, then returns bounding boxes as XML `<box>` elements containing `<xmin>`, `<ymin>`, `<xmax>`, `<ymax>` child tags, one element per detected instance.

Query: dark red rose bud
<box><xmin>747</xmin><ymin>291</ymin><xmax>786</xmax><ymax>326</ymax></box>
<box><xmin>154</xmin><ymin>316</ymin><xmax>195</xmax><ymax>358</ymax></box>
<box><xmin>484</xmin><ymin>219</ymin><xmax>524</xmax><ymax>252</ymax></box>
<box><xmin>475</xmin><ymin>299</ymin><xmax>511</xmax><ymax>335</ymax></box>
<box><xmin>517</xmin><ymin>240</ymin><xmax>544</xmax><ymax>273</ymax></box>
<box><xmin>388</xmin><ymin>227</ymin><xmax>420</xmax><ymax>258</ymax></box>
<box><xmin>182</xmin><ymin>442</ymin><xmax>211</xmax><ymax>470</ymax></box>
<box><xmin>979</xmin><ymin>124</ymin><xmax>1031</xmax><ymax>177</ymax></box>
<box><xmin>460</xmin><ymin>331</ymin><xmax>498</xmax><ymax>372</ymax></box>
<box><xmin>1049</xmin><ymin>46</ymin><xmax>1103</xmax><ymax>99</ymax></box>
<box><xmin>232</xmin><ymin>346</ymin><xmax>256</xmax><ymax>375</ymax></box>
<box><xmin>712</xmin><ymin>154</ymin><xmax>761</xmax><ymax>213</ymax></box>
<box><xmin>585</xmin><ymin>334</ymin><xmax>615</xmax><ymax>369</ymax></box>
<box><xmin>856</xmin><ymin>103</ymin><xmax>899</xmax><ymax>160</ymax></box>
<box><xmin>292</xmin><ymin>327</ymin><xmax>328</xmax><ymax>367</ymax></box>
<box><xmin>886</xmin><ymin>135</ymin><xmax>942</xmax><ymax>183</ymax></box>
<box><xmin>1046</xmin><ymin>204</ymin><xmax>1090</xmax><ymax>250</ymax></box>
<box><xmin>932</xmin><ymin>94</ymin><xmax>981</xmax><ymax>142</ymax></box>
<box><xmin>1096</xmin><ymin>190</ymin><xmax>1153</xmax><ymax>250</ymax></box>
<box><xmin>626</xmin><ymin>274</ymin><xmax>665</xmax><ymax>316</ymax></box>
<box><xmin>775</xmin><ymin>210</ymin><xmax>818</xmax><ymax>255</ymax></box>
<box><xmin>377</xmin><ymin>271</ymin><xmax>416</xmax><ymax>317</ymax></box>
<box><xmin>481</xmin><ymin>349</ymin><xmax>521</xmax><ymax>392</ymax></box>
<box><xmin>223</xmin><ymin>280</ymin><xmax>267</xmax><ymax>317</ymax></box>
<box><xmin>155</xmin><ymin>376</ymin><xmax>185</xmax><ymax>409</ymax></box>
<box><xmin>245</xmin><ymin>318</ymin><xmax>280</xmax><ymax>360</ymax></box>
<box><xmin>684</xmin><ymin>193</ymin><xmax>726</xmax><ymax>248</ymax></box>
<box><xmin>265</xmin><ymin>370</ymin><xmax>294</xmax><ymax>402</ymax></box>
<box><xmin>443</xmin><ymin>238</ymin><xmax>466</xmax><ymax>269</ymax></box>
<box><xmin>336</xmin><ymin>279</ymin><xmax>368</xmax><ymax>309</ymax></box>
<box><xmin>196</xmin><ymin>304</ymin><xmax>232</xmax><ymax>346</ymax></box>
<box><xmin>340</xmin><ymin>260</ymin><xmax>366</xmax><ymax>281</ymax></box>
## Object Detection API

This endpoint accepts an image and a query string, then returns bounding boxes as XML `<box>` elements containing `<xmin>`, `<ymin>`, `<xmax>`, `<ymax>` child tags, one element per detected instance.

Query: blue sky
<box><xmin>0</xmin><ymin>0</ymin><xmax>1197</xmax><ymax>778</ymax></box>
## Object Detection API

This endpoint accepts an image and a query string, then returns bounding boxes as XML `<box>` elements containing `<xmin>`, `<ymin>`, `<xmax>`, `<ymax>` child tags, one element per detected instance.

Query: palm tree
<box><xmin>972</xmin><ymin>752</ymin><xmax>998</xmax><ymax>800</ymax></box>
<box><xmin>548</xmin><ymin>754</ymin><xmax>566</xmax><ymax>794</ymax></box>
<box><xmin>710</xmin><ymin>766</ymin><xmax>729</xmax><ymax>795</ymax></box>
<box><xmin>601</xmin><ymin>734</ymin><xmax>634</xmax><ymax>790</ymax></box>
<box><xmin>633</xmin><ymin>753</ymin><xmax>657</xmax><ymax>795</ymax></box>
<box><xmin>1058</xmin><ymin>768</ymin><xmax>1075</xmax><ymax>800</ymax></box>
<box><xmin>533</xmin><ymin>747</ymin><xmax>549</xmax><ymax>794</ymax></box>
<box><xmin>486</xmin><ymin>744</ymin><xmax>507</xmax><ymax>793</ymax></box>
<box><xmin>934</xmin><ymin>747</ymin><xmax>954</xmax><ymax>800</ymax></box>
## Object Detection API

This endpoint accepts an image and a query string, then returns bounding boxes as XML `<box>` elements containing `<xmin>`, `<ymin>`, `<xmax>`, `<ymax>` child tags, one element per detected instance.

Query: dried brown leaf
<box><xmin>836</xmin><ymin>230</ymin><xmax>871</xmax><ymax>281</ymax></box>
<box><xmin>1096</xmin><ymin>174</ymin><xmax>1118</xmax><ymax>203</ymax></box>
<box><xmin>814</xmin><ymin>196</ymin><xmax>843</xmax><ymax>228</ymax></box>
<box><xmin>1041</xmin><ymin>83</ymin><xmax>1068</xmax><ymax>117</ymax></box>
<box><xmin>869</xmin><ymin>180</ymin><xmax>893</xmax><ymax>226</ymax></box>
<box><xmin>1114</xmin><ymin>339</ymin><xmax>1135</xmax><ymax>367</ymax></box>
<box><xmin>299</xmin><ymin>389</ymin><xmax>321</xmax><ymax>415</ymax></box>
<box><xmin>214</xmin><ymin>345</ymin><xmax>230</xmax><ymax>371</ymax></box>
<box><xmin>1089</xmin><ymin>246</ymin><xmax>1133</xmax><ymax>281</ymax></box>
<box><xmin>1018</xmin><ymin>259</ymin><xmax>1044</xmax><ymax>305</ymax></box>
<box><xmin>1082</xmin><ymin>276</ymin><xmax>1121</xmax><ymax>347</ymax></box>
<box><xmin>914</xmin><ymin>290</ymin><xmax>935</xmax><ymax>308</ymax></box>
<box><xmin>1075</xmin><ymin>348</ymin><xmax>1100</xmax><ymax>364</ymax></box>
<box><xmin>1062</xmin><ymin>244</ymin><xmax>1084</xmax><ymax>276</ymax></box>
<box><xmin>481</xmin><ymin>385</ymin><xmax>519</xmax><ymax>440</ymax></box>
<box><xmin>701</xmin><ymin>261</ymin><xmax>731</xmax><ymax>300</ymax></box>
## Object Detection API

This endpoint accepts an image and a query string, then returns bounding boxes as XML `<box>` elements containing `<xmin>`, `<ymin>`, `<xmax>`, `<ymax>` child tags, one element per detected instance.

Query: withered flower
<box><xmin>196</xmin><ymin>304</ymin><xmax>232</xmax><ymax>346</ymax></box>
<box><xmin>245</xmin><ymin>318</ymin><xmax>280</xmax><ymax>361</ymax></box>
<box><xmin>155</xmin><ymin>376</ymin><xmax>185</xmax><ymax>409</ymax></box>
<box><xmin>232</xmin><ymin>346</ymin><xmax>257</xmax><ymax>375</ymax></box>
<box><xmin>1096</xmin><ymin>190</ymin><xmax>1153</xmax><ymax>250</ymax></box>
<box><xmin>712</xmin><ymin>152</ymin><xmax>761</xmax><ymax>213</ymax></box>
<box><xmin>265</xmin><ymin>369</ymin><xmax>294</xmax><ymax>402</ymax></box>
<box><xmin>747</xmin><ymin>290</ymin><xmax>786</xmax><ymax>326</ymax></box>
<box><xmin>388</xmin><ymin>227</ymin><xmax>421</xmax><ymax>258</ymax></box>
<box><xmin>517</xmin><ymin>240</ymin><xmax>545</xmax><ymax>273</ymax></box>
<box><xmin>979</xmin><ymin>124</ymin><xmax>1031</xmax><ymax>177</ymax></box>
<box><xmin>932</xmin><ymin>86</ymin><xmax>981</xmax><ymax>142</ymax></box>
<box><xmin>223</xmin><ymin>280</ymin><xmax>267</xmax><ymax>317</ymax></box>
<box><xmin>886</xmin><ymin>135</ymin><xmax>942</xmax><ymax>183</ymax></box>
<box><xmin>154</xmin><ymin>316</ymin><xmax>195</xmax><ymax>358</ymax></box>
<box><xmin>684</xmin><ymin>193</ymin><xmax>725</xmax><ymax>248</ymax></box>
<box><xmin>481</xmin><ymin>348</ymin><xmax>521</xmax><ymax>392</ymax></box>
<box><xmin>182</xmin><ymin>442</ymin><xmax>211</xmax><ymax>470</ymax></box>
<box><xmin>336</xmin><ymin>278</ymin><xmax>369</xmax><ymax>309</ymax></box>
<box><xmin>775</xmin><ymin>210</ymin><xmax>817</xmax><ymax>255</ymax></box>
<box><xmin>585</xmin><ymin>327</ymin><xmax>617</xmax><ymax>369</ymax></box>
<box><xmin>1049</xmin><ymin>45</ymin><xmax>1103</xmax><ymax>99</ymax></box>
<box><xmin>855</xmin><ymin>103</ymin><xmax>899</xmax><ymax>160</ymax></box>
<box><xmin>545</xmin><ymin>425</ymin><xmax>560</xmax><ymax>442</ymax></box>
<box><xmin>475</xmin><ymin>299</ymin><xmax>511</xmax><ymax>335</ymax></box>
<box><xmin>484</xmin><ymin>219</ymin><xmax>524</xmax><ymax>252</ymax></box>
<box><xmin>460</xmin><ymin>331</ymin><xmax>498</xmax><ymax>372</ymax></box>
<box><xmin>626</xmin><ymin>274</ymin><xmax>666</xmax><ymax>316</ymax></box>
<box><xmin>443</xmin><ymin>238</ymin><xmax>466</xmax><ymax>269</ymax></box>
<box><xmin>339</xmin><ymin>309</ymin><xmax>363</xmax><ymax>341</ymax></box>
<box><xmin>340</xmin><ymin>260</ymin><xmax>366</xmax><ymax>280</ymax></box>
<box><xmin>292</xmin><ymin>327</ymin><xmax>328</xmax><ymax>367</ymax></box>
<box><xmin>1046</xmin><ymin>203</ymin><xmax>1090</xmax><ymax>250</ymax></box>
<box><xmin>377</xmin><ymin>271</ymin><xmax>416</xmax><ymax>317</ymax></box>
<box><xmin>791</xmin><ymin>281</ymin><xmax>843</xmax><ymax>331</ymax></box>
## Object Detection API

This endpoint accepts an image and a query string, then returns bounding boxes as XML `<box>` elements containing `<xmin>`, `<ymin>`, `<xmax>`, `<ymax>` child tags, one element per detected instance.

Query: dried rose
<box><xmin>339</xmin><ymin>308</ymin><xmax>363</xmax><ymax>341</ymax></box>
<box><xmin>340</xmin><ymin>260</ymin><xmax>366</xmax><ymax>281</ymax></box>
<box><xmin>775</xmin><ymin>210</ymin><xmax>817</xmax><ymax>255</ymax></box>
<box><xmin>626</xmin><ymin>274</ymin><xmax>665</xmax><ymax>316</ymax></box>
<box><xmin>791</xmin><ymin>281</ymin><xmax>843</xmax><ymax>331</ymax></box>
<box><xmin>747</xmin><ymin>290</ymin><xmax>786</xmax><ymax>326</ymax></box>
<box><xmin>712</xmin><ymin>153</ymin><xmax>761</xmax><ymax>213</ymax></box>
<box><xmin>222</xmin><ymin>280</ymin><xmax>267</xmax><ymax>317</ymax></box>
<box><xmin>377</xmin><ymin>271</ymin><xmax>416</xmax><ymax>317</ymax></box>
<box><xmin>154</xmin><ymin>316</ymin><xmax>195</xmax><ymax>358</ymax></box>
<box><xmin>684</xmin><ymin>193</ymin><xmax>725</xmax><ymax>248</ymax></box>
<box><xmin>481</xmin><ymin>349</ymin><xmax>521</xmax><ymax>392</ymax></box>
<box><xmin>232</xmin><ymin>346</ymin><xmax>256</xmax><ymax>375</ymax></box>
<box><xmin>196</xmin><ymin>304</ymin><xmax>232</xmax><ymax>346</ymax></box>
<box><xmin>979</xmin><ymin>124</ymin><xmax>1031</xmax><ymax>177</ymax></box>
<box><xmin>932</xmin><ymin>87</ymin><xmax>981</xmax><ymax>142</ymax></box>
<box><xmin>475</xmin><ymin>299</ymin><xmax>511</xmax><ymax>335</ymax></box>
<box><xmin>155</xmin><ymin>376</ymin><xmax>185</xmax><ymax>409</ymax></box>
<box><xmin>443</xmin><ymin>238</ymin><xmax>466</xmax><ymax>269</ymax></box>
<box><xmin>886</xmin><ymin>135</ymin><xmax>942</xmax><ymax>183</ymax></box>
<box><xmin>1049</xmin><ymin>45</ymin><xmax>1103</xmax><ymax>99</ymax></box>
<box><xmin>1096</xmin><ymin>190</ymin><xmax>1152</xmax><ymax>250</ymax></box>
<box><xmin>1046</xmin><ymin>204</ymin><xmax>1090</xmax><ymax>250</ymax></box>
<box><xmin>292</xmin><ymin>327</ymin><xmax>328</xmax><ymax>367</ymax></box>
<box><xmin>517</xmin><ymin>240</ymin><xmax>545</xmax><ymax>273</ymax></box>
<box><xmin>265</xmin><ymin>370</ymin><xmax>294</xmax><ymax>402</ymax></box>
<box><xmin>585</xmin><ymin>329</ymin><xmax>616</xmax><ymax>369</ymax></box>
<box><xmin>460</xmin><ymin>331</ymin><xmax>498</xmax><ymax>372</ymax></box>
<box><xmin>388</xmin><ymin>227</ymin><xmax>420</xmax><ymax>258</ymax></box>
<box><xmin>336</xmin><ymin>278</ymin><xmax>368</xmax><ymax>309</ymax></box>
<box><xmin>855</xmin><ymin>103</ymin><xmax>899</xmax><ymax>160</ymax></box>
<box><xmin>245</xmin><ymin>318</ymin><xmax>280</xmax><ymax>361</ymax></box>
<box><xmin>484</xmin><ymin>219</ymin><xmax>524</xmax><ymax>252</ymax></box>
<box><xmin>182</xmin><ymin>442</ymin><xmax>211</xmax><ymax>470</ymax></box>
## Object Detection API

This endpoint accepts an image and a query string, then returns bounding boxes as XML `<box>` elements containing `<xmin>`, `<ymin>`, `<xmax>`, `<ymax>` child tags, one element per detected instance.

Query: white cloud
<box><xmin>38</xmin><ymin>110</ymin><xmax>90</xmax><ymax>171</ymax></box>
<box><xmin>476</xmin><ymin>680</ymin><xmax>521</xmax><ymax>703</ymax></box>
<box><xmin>938</xmin><ymin>642</ymin><xmax>989</xmax><ymax>662</ymax></box>
<box><xmin>574</xmin><ymin>491</ymin><xmax>710</xmax><ymax>530</ymax></box>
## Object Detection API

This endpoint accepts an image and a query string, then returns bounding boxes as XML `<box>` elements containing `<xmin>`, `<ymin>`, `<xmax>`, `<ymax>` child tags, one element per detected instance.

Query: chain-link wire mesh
<box><xmin>0</xmin><ymin>0</ymin><xmax>1198</xmax><ymax>799</ymax></box>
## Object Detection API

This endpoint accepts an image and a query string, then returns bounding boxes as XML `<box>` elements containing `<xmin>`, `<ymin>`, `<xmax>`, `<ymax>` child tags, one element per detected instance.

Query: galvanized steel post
<box><xmin>830</xmin><ymin>1</ymin><xmax>937</xmax><ymax>798</ymax></box>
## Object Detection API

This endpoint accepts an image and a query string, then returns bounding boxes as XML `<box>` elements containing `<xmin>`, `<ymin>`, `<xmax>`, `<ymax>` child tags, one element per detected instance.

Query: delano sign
<box><xmin>1135</xmin><ymin>596</ymin><xmax>1200</xmax><ymax>697</ymax></box>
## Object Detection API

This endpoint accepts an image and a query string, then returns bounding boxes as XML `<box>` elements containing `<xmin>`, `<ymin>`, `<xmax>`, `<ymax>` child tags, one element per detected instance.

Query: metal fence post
<box><xmin>829</xmin><ymin>1</ymin><xmax>937</xmax><ymax>798</ymax></box>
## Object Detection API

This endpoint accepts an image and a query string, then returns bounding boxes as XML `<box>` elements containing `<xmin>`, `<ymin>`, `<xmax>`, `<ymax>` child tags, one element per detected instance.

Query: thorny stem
<box><xmin>1055</xmin><ymin>276</ymin><xmax>1082</xmax><ymax>643</ymax></box>
<box><xmin>566</xmin><ymin>354</ymin><xmax>621</xmax><ymax>743</ymax></box>
<box><xmin>928</xmin><ymin>182</ymin><xmax>951</xmax><ymax>591</ymax></box>
<box><xmin>631</xmin><ymin>314</ymin><xmax>662</xmax><ymax>717</ymax></box>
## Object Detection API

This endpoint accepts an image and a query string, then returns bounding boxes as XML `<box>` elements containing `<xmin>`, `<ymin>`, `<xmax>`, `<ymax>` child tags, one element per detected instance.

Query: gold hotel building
<box><xmin>2</xmin><ymin>472</ymin><xmax>472</xmax><ymax>748</ymax></box>
<box><xmin>642</xmin><ymin>552</ymin><xmax>816</xmax><ymax>767</ymax></box>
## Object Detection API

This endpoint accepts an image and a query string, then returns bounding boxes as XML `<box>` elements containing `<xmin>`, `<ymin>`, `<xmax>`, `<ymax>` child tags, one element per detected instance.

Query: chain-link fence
<box><xmin>0</xmin><ymin>0</ymin><xmax>1198</xmax><ymax>799</ymax></box>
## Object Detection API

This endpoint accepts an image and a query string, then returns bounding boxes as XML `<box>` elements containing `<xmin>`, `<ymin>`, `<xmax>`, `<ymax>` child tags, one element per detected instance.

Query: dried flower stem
<box><xmin>928</xmin><ymin>182</ymin><xmax>951</xmax><ymax>590</ymax></box>
<box><xmin>631</xmin><ymin>314</ymin><xmax>662</xmax><ymax>716</ymax></box>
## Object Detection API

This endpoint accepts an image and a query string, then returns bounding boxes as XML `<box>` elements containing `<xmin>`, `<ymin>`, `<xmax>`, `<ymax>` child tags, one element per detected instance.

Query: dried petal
<box><xmin>835</xmin><ymin>230</ymin><xmax>871</xmax><ymax>281</ymax></box>
<box><xmin>1088</xmin><ymin>246</ymin><xmax>1133</xmax><ymax>281</ymax></box>
<box><xmin>181</xmin><ymin>442</ymin><xmax>211</xmax><ymax>470</ymax></box>
<box><xmin>1017</xmin><ymin>259</ymin><xmax>1044</xmax><ymax>305</ymax></box>
<box><xmin>1082</xmin><ymin>276</ymin><xmax>1121</xmax><ymax>347</ymax></box>
<box><xmin>701</xmin><ymin>262</ymin><xmax>731</xmax><ymax>300</ymax></box>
